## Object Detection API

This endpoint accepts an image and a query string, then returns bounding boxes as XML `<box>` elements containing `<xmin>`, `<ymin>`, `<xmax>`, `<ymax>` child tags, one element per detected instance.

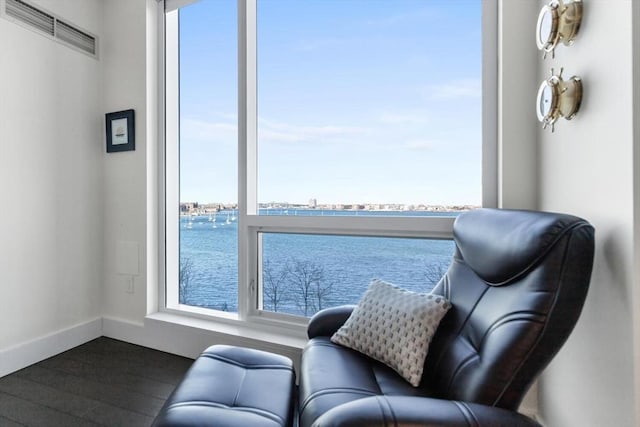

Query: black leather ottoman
<box><xmin>152</xmin><ymin>345</ymin><xmax>296</xmax><ymax>427</ymax></box>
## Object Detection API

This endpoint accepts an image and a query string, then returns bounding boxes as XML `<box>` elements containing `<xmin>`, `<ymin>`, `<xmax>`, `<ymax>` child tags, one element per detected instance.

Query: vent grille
<box><xmin>56</xmin><ymin>20</ymin><xmax>96</xmax><ymax>56</ymax></box>
<box><xmin>6</xmin><ymin>0</ymin><xmax>54</xmax><ymax>36</ymax></box>
<box><xmin>2</xmin><ymin>0</ymin><xmax>98</xmax><ymax>58</ymax></box>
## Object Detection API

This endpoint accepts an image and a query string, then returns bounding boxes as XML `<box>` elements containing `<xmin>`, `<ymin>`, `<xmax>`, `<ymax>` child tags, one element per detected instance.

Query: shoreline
<box><xmin>179</xmin><ymin>205</ymin><xmax>479</xmax><ymax>216</ymax></box>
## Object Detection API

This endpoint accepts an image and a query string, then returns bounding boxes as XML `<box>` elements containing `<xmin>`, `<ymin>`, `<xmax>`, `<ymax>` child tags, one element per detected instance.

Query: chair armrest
<box><xmin>307</xmin><ymin>305</ymin><xmax>356</xmax><ymax>339</ymax></box>
<box><xmin>310</xmin><ymin>396</ymin><xmax>541</xmax><ymax>427</ymax></box>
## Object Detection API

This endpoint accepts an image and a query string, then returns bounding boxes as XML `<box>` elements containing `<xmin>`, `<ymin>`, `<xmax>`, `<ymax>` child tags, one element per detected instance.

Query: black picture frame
<box><xmin>106</xmin><ymin>109</ymin><xmax>135</xmax><ymax>153</ymax></box>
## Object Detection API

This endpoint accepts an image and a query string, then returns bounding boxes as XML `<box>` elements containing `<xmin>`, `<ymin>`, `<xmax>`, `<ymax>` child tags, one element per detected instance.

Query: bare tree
<box><xmin>179</xmin><ymin>257</ymin><xmax>194</xmax><ymax>304</ymax></box>
<box><xmin>311</xmin><ymin>278</ymin><xmax>334</xmax><ymax>313</ymax></box>
<box><xmin>262</xmin><ymin>260</ymin><xmax>290</xmax><ymax>312</ymax></box>
<box><xmin>423</xmin><ymin>259</ymin><xmax>449</xmax><ymax>289</ymax></box>
<box><xmin>288</xmin><ymin>259</ymin><xmax>326</xmax><ymax>316</ymax></box>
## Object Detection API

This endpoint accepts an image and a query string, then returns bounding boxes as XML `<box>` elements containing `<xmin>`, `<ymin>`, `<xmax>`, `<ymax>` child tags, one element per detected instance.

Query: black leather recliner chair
<box><xmin>300</xmin><ymin>208</ymin><xmax>595</xmax><ymax>426</ymax></box>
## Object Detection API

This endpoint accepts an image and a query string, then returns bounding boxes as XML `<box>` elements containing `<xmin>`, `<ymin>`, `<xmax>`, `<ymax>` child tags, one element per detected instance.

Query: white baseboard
<box><xmin>103</xmin><ymin>315</ymin><xmax>208</xmax><ymax>359</ymax></box>
<box><xmin>1</xmin><ymin>315</ymin><xmax>304</xmax><ymax>379</ymax></box>
<box><xmin>0</xmin><ymin>318</ymin><xmax>102</xmax><ymax>378</ymax></box>
<box><xmin>102</xmin><ymin>315</ymin><xmax>304</xmax><ymax>374</ymax></box>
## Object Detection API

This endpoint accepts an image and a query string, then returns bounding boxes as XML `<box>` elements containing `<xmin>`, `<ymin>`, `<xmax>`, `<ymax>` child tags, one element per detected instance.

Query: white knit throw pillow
<box><xmin>331</xmin><ymin>279</ymin><xmax>451</xmax><ymax>387</ymax></box>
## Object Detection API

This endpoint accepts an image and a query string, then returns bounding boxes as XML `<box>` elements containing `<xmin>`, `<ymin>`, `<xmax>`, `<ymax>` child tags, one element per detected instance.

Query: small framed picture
<box><xmin>106</xmin><ymin>109</ymin><xmax>135</xmax><ymax>153</ymax></box>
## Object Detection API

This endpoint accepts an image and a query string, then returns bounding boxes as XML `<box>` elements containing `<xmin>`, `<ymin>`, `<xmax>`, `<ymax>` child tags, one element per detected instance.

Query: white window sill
<box><xmin>145</xmin><ymin>310</ymin><xmax>309</xmax><ymax>351</ymax></box>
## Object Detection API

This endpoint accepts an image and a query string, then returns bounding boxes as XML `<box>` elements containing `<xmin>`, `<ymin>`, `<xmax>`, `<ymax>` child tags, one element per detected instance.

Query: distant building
<box><xmin>180</xmin><ymin>202</ymin><xmax>198</xmax><ymax>213</ymax></box>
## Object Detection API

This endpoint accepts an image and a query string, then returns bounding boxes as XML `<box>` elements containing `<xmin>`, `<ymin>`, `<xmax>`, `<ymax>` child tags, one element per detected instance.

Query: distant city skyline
<box><xmin>179</xmin><ymin>200</ymin><xmax>479</xmax><ymax>215</ymax></box>
<box><xmin>178</xmin><ymin>0</ymin><xmax>482</xmax><ymax>206</ymax></box>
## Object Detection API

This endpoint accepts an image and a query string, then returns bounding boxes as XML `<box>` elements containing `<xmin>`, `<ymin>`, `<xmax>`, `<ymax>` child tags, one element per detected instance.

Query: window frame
<box><xmin>159</xmin><ymin>0</ymin><xmax>497</xmax><ymax>329</ymax></box>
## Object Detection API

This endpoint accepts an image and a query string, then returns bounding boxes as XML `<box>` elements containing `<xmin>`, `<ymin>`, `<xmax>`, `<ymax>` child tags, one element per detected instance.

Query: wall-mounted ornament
<box><xmin>536</xmin><ymin>68</ymin><xmax>582</xmax><ymax>132</ymax></box>
<box><xmin>536</xmin><ymin>0</ymin><xmax>583</xmax><ymax>58</ymax></box>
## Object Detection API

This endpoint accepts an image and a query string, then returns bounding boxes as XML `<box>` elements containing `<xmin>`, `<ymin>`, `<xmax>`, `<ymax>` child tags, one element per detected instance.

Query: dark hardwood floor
<box><xmin>0</xmin><ymin>337</ymin><xmax>193</xmax><ymax>426</ymax></box>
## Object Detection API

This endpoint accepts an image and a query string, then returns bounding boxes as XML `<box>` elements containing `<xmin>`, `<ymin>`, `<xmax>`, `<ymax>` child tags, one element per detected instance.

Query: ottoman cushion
<box><xmin>153</xmin><ymin>345</ymin><xmax>296</xmax><ymax>427</ymax></box>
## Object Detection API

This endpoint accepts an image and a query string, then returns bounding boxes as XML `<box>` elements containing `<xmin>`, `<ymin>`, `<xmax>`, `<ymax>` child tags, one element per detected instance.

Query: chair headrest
<box><xmin>453</xmin><ymin>208</ymin><xmax>593</xmax><ymax>285</ymax></box>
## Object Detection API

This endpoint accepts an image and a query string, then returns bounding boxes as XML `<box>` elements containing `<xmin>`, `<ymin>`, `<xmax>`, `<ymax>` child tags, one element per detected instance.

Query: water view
<box><xmin>179</xmin><ymin>209</ymin><xmax>457</xmax><ymax>316</ymax></box>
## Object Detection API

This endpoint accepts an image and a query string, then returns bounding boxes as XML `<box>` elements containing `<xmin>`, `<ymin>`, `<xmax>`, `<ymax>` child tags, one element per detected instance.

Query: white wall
<box><xmin>498</xmin><ymin>0</ymin><xmax>539</xmax><ymax>210</ymax></box>
<box><xmin>536</xmin><ymin>1</ymin><xmax>637</xmax><ymax>426</ymax></box>
<box><xmin>0</xmin><ymin>0</ymin><xmax>104</xmax><ymax>370</ymax></box>
<box><xmin>633</xmin><ymin>3</ymin><xmax>640</xmax><ymax>425</ymax></box>
<box><xmin>101</xmin><ymin>0</ymin><xmax>150</xmax><ymax>323</ymax></box>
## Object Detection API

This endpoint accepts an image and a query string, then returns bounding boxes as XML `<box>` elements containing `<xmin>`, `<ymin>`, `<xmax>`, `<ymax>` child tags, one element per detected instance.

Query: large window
<box><xmin>164</xmin><ymin>0</ymin><xmax>493</xmax><ymax>324</ymax></box>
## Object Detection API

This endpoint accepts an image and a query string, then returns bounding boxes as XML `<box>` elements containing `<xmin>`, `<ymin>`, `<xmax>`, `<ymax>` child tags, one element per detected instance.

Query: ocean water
<box><xmin>179</xmin><ymin>209</ymin><xmax>457</xmax><ymax>316</ymax></box>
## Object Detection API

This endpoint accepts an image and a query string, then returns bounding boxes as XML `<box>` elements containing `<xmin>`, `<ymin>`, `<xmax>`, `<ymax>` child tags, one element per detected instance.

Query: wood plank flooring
<box><xmin>0</xmin><ymin>337</ymin><xmax>193</xmax><ymax>427</ymax></box>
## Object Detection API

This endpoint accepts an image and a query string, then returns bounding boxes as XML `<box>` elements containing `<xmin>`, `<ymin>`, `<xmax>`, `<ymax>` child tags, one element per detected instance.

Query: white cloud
<box><xmin>258</xmin><ymin>118</ymin><xmax>368</xmax><ymax>144</ymax></box>
<box><xmin>293</xmin><ymin>37</ymin><xmax>345</xmax><ymax>52</ymax></box>
<box><xmin>365</xmin><ymin>8</ymin><xmax>436</xmax><ymax>28</ymax></box>
<box><xmin>404</xmin><ymin>140</ymin><xmax>436</xmax><ymax>151</ymax></box>
<box><xmin>217</xmin><ymin>113</ymin><xmax>238</xmax><ymax>121</ymax></box>
<box><xmin>424</xmin><ymin>79</ymin><xmax>481</xmax><ymax>100</ymax></box>
<box><xmin>180</xmin><ymin>115</ymin><xmax>369</xmax><ymax>146</ymax></box>
<box><xmin>181</xmin><ymin>118</ymin><xmax>237</xmax><ymax>143</ymax></box>
<box><xmin>379</xmin><ymin>111</ymin><xmax>431</xmax><ymax>126</ymax></box>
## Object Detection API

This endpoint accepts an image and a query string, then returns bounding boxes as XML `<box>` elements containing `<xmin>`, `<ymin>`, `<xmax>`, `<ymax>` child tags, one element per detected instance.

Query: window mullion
<box><xmin>238</xmin><ymin>0</ymin><xmax>257</xmax><ymax>320</ymax></box>
<box><xmin>164</xmin><ymin>9</ymin><xmax>180</xmax><ymax>309</ymax></box>
<box><xmin>246</xmin><ymin>215</ymin><xmax>456</xmax><ymax>240</ymax></box>
<box><xmin>482</xmin><ymin>0</ymin><xmax>498</xmax><ymax>208</ymax></box>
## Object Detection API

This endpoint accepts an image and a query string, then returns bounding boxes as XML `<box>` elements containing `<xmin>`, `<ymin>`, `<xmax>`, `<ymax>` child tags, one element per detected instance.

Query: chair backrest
<box><xmin>424</xmin><ymin>208</ymin><xmax>594</xmax><ymax>410</ymax></box>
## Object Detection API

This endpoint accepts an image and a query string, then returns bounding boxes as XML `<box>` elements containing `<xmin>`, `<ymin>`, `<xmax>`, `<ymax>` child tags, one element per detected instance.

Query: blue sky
<box><xmin>179</xmin><ymin>0</ymin><xmax>481</xmax><ymax>206</ymax></box>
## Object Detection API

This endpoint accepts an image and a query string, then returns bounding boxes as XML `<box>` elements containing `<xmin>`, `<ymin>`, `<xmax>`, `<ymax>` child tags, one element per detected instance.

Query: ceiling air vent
<box><xmin>1</xmin><ymin>0</ymin><xmax>98</xmax><ymax>59</ymax></box>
